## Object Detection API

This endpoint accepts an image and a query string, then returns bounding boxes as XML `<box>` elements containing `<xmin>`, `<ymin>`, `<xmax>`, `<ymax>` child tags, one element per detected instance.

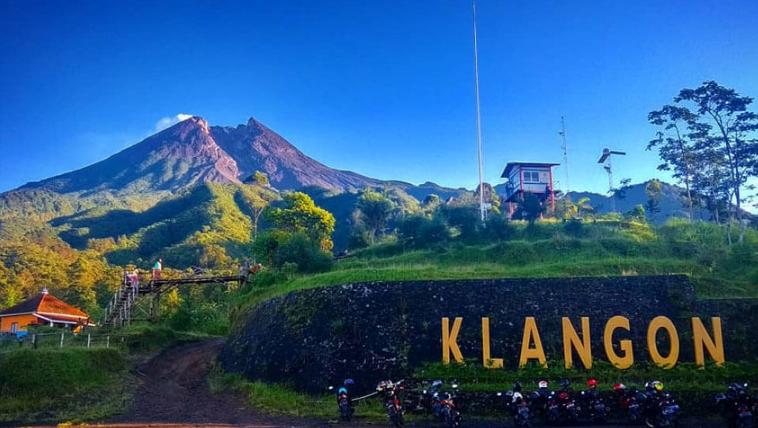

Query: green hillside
<box><xmin>236</xmin><ymin>219</ymin><xmax>758</xmax><ymax>316</ymax></box>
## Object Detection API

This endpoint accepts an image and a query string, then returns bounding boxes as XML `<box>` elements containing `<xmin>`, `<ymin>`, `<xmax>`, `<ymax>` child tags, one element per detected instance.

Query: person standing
<box><xmin>152</xmin><ymin>258</ymin><xmax>162</xmax><ymax>281</ymax></box>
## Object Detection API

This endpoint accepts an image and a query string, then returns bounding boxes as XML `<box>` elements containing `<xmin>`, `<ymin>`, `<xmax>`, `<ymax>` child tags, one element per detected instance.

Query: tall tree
<box><xmin>674</xmin><ymin>81</ymin><xmax>758</xmax><ymax>229</ymax></box>
<box><xmin>648</xmin><ymin>106</ymin><xmax>699</xmax><ymax>220</ymax></box>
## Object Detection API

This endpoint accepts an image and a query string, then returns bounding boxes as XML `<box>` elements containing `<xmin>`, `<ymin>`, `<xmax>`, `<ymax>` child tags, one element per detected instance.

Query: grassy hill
<box><xmin>236</xmin><ymin>219</ymin><xmax>758</xmax><ymax>316</ymax></box>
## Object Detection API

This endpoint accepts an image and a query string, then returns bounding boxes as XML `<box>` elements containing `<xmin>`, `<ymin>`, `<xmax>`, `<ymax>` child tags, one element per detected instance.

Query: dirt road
<box><xmin>108</xmin><ymin>339</ymin><xmax>325</xmax><ymax>427</ymax></box>
<box><xmin>104</xmin><ymin>339</ymin><xmax>720</xmax><ymax>428</ymax></box>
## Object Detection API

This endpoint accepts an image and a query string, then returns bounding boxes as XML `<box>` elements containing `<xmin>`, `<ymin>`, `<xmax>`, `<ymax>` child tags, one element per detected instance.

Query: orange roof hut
<box><xmin>0</xmin><ymin>288</ymin><xmax>94</xmax><ymax>334</ymax></box>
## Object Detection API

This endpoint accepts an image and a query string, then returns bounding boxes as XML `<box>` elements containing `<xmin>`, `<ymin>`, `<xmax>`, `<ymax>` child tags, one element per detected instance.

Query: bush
<box><xmin>253</xmin><ymin>231</ymin><xmax>333</xmax><ymax>273</ymax></box>
<box><xmin>485</xmin><ymin>215</ymin><xmax>515</xmax><ymax>240</ymax></box>
<box><xmin>440</xmin><ymin>206</ymin><xmax>481</xmax><ymax>241</ymax></box>
<box><xmin>398</xmin><ymin>215</ymin><xmax>451</xmax><ymax>248</ymax></box>
<box><xmin>563</xmin><ymin>218</ymin><xmax>584</xmax><ymax>237</ymax></box>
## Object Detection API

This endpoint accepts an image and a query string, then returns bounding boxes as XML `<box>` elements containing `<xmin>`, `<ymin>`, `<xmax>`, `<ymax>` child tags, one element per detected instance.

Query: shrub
<box><xmin>253</xmin><ymin>231</ymin><xmax>333</xmax><ymax>273</ymax></box>
<box><xmin>563</xmin><ymin>218</ymin><xmax>584</xmax><ymax>237</ymax></box>
<box><xmin>486</xmin><ymin>215</ymin><xmax>515</xmax><ymax>240</ymax></box>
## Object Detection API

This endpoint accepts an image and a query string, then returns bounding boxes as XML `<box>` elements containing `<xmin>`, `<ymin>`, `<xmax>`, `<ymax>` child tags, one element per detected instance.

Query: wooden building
<box><xmin>500</xmin><ymin>162</ymin><xmax>559</xmax><ymax>216</ymax></box>
<box><xmin>0</xmin><ymin>288</ymin><xmax>93</xmax><ymax>333</ymax></box>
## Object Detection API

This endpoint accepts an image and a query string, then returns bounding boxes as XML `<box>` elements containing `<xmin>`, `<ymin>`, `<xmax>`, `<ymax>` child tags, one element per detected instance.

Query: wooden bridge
<box><xmin>102</xmin><ymin>265</ymin><xmax>260</xmax><ymax>328</ymax></box>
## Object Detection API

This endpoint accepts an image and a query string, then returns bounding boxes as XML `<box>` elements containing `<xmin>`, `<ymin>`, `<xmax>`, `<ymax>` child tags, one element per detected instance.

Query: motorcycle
<box><xmin>613</xmin><ymin>383</ymin><xmax>645</xmax><ymax>423</ymax></box>
<box><xmin>529</xmin><ymin>380</ymin><xmax>552</xmax><ymax>420</ymax></box>
<box><xmin>499</xmin><ymin>384</ymin><xmax>531</xmax><ymax>428</ymax></box>
<box><xmin>547</xmin><ymin>379</ymin><xmax>579</xmax><ymax>425</ymax></box>
<box><xmin>644</xmin><ymin>391</ymin><xmax>680</xmax><ymax>428</ymax></box>
<box><xmin>715</xmin><ymin>383</ymin><xmax>753</xmax><ymax>428</ymax></box>
<box><xmin>579</xmin><ymin>378</ymin><xmax>610</xmax><ymax>423</ymax></box>
<box><xmin>328</xmin><ymin>379</ymin><xmax>355</xmax><ymax>422</ymax></box>
<box><xmin>419</xmin><ymin>380</ymin><xmax>444</xmax><ymax>418</ymax></box>
<box><xmin>377</xmin><ymin>379</ymin><xmax>405</xmax><ymax>427</ymax></box>
<box><xmin>438</xmin><ymin>382</ymin><xmax>462</xmax><ymax>428</ymax></box>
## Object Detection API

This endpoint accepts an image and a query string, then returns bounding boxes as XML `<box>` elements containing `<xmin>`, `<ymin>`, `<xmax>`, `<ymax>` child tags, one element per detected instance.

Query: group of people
<box><xmin>124</xmin><ymin>258</ymin><xmax>163</xmax><ymax>289</ymax></box>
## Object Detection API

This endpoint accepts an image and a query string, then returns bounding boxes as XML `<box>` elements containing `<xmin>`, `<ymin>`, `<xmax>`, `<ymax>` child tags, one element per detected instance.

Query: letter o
<box><xmin>646</xmin><ymin>316</ymin><xmax>679</xmax><ymax>369</ymax></box>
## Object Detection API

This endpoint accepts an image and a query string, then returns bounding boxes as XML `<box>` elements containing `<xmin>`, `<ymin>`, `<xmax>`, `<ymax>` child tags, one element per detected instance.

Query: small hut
<box><xmin>0</xmin><ymin>288</ymin><xmax>93</xmax><ymax>334</ymax></box>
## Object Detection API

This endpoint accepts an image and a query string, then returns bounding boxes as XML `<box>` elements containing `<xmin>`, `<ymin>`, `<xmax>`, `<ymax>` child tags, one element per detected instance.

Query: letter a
<box><xmin>482</xmin><ymin>317</ymin><xmax>504</xmax><ymax>368</ymax></box>
<box><xmin>442</xmin><ymin>317</ymin><xmax>464</xmax><ymax>364</ymax></box>
<box><xmin>562</xmin><ymin>317</ymin><xmax>592</xmax><ymax>369</ymax></box>
<box><xmin>692</xmin><ymin>317</ymin><xmax>725</xmax><ymax>367</ymax></box>
<box><xmin>519</xmin><ymin>317</ymin><xmax>547</xmax><ymax>368</ymax></box>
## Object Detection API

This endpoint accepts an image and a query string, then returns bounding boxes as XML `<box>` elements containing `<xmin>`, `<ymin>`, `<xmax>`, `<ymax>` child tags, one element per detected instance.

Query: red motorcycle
<box><xmin>377</xmin><ymin>380</ymin><xmax>405</xmax><ymax>427</ymax></box>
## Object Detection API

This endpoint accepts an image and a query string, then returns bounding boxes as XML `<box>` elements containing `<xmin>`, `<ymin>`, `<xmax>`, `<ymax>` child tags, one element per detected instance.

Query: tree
<box><xmin>251</xmin><ymin>171</ymin><xmax>269</xmax><ymax>186</ymax></box>
<box><xmin>575</xmin><ymin>197</ymin><xmax>594</xmax><ymax>218</ymax></box>
<box><xmin>644</xmin><ymin>179</ymin><xmax>663</xmax><ymax>220</ymax></box>
<box><xmin>671</xmin><ymin>81</ymin><xmax>758</xmax><ymax>239</ymax></box>
<box><xmin>267</xmin><ymin>192</ymin><xmax>336</xmax><ymax>251</ymax></box>
<box><xmin>238</xmin><ymin>184</ymin><xmax>277</xmax><ymax>240</ymax></box>
<box><xmin>356</xmin><ymin>190</ymin><xmax>395</xmax><ymax>244</ymax></box>
<box><xmin>648</xmin><ymin>105</ymin><xmax>699</xmax><ymax>220</ymax></box>
<box><xmin>520</xmin><ymin>193</ymin><xmax>544</xmax><ymax>226</ymax></box>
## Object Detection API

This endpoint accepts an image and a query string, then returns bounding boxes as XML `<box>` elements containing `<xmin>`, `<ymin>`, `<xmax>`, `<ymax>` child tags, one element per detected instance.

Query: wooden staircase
<box><xmin>102</xmin><ymin>264</ymin><xmax>260</xmax><ymax>328</ymax></box>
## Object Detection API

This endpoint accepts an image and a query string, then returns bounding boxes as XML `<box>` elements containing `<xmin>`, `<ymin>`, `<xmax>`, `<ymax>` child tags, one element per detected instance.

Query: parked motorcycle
<box><xmin>547</xmin><ymin>379</ymin><xmax>579</xmax><ymax>425</ymax></box>
<box><xmin>377</xmin><ymin>379</ymin><xmax>405</xmax><ymax>427</ymax></box>
<box><xmin>529</xmin><ymin>379</ymin><xmax>552</xmax><ymax>420</ymax></box>
<box><xmin>613</xmin><ymin>382</ymin><xmax>646</xmax><ymax>423</ymax></box>
<box><xmin>643</xmin><ymin>381</ymin><xmax>680</xmax><ymax>428</ymax></box>
<box><xmin>438</xmin><ymin>382</ymin><xmax>462</xmax><ymax>428</ymax></box>
<box><xmin>328</xmin><ymin>378</ymin><xmax>355</xmax><ymax>422</ymax></box>
<box><xmin>419</xmin><ymin>380</ymin><xmax>444</xmax><ymax>418</ymax></box>
<box><xmin>499</xmin><ymin>382</ymin><xmax>531</xmax><ymax>427</ymax></box>
<box><xmin>715</xmin><ymin>382</ymin><xmax>754</xmax><ymax>428</ymax></box>
<box><xmin>579</xmin><ymin>378</ymin><xmax>610</xmax><ymax>423</ymax></box>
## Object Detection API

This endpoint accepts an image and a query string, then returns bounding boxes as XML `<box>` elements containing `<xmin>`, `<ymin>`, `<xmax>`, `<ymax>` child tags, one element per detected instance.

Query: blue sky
<box><xmin>1</xmin><ymin>0</ymin><xmax>757</xmax><ymax>194</ymax></box>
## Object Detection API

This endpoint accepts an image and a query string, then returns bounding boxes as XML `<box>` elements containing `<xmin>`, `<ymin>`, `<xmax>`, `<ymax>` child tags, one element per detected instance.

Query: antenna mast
<box><xmin>472</xmin><ymin>0</ymin><xmax>486</xmax><ymax>223</ymax></box>
<box><xmin>559</xmin><ymin>116</ymin><xmax>570</xmax><ymax>198</ymax></box>
<box><xmin>598</xmin><ymin>148</ymin><xmax>627</xmax><ymax>212</ymax></box>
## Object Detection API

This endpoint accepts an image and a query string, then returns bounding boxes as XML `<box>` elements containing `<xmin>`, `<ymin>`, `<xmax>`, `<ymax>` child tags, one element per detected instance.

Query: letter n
<box><xmin>442</xmin><ymin>317</ymin><xmax>464</xmax><ymax>364</ymax></box>
<box><xmin>562</xmin><ymin>317</ymin><xmax>592</xmax><ymax>369</ymax></box>
<box><xmin>692</xmin><ymin>317</ymin><xmax>725</xmax><ymax>367</ymax></box>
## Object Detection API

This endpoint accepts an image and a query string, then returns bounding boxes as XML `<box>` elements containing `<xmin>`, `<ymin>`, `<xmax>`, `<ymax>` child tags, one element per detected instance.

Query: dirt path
<box><xmin>108</xmin><ymin>339</ymin><xmax>326</xmax><ymax>427</ymax></box>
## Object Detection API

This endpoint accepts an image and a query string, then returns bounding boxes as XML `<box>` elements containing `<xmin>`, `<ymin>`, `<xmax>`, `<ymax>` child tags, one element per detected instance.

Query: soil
<box><xmin>108</xmin><ymin>339</ymin><xmax>327</xmax><ymax>427</ymax></box>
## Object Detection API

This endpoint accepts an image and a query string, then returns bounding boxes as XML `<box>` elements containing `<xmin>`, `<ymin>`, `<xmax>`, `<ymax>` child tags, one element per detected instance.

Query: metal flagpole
<box><xmin>472</xmin><ymin>0</ymin><xmax>486</xmax><ymax>223</ymax></box>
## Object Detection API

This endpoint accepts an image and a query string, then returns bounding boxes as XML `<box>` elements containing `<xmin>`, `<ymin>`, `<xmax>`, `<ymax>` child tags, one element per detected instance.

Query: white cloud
<box><xmin>154</xmin><ymin>113</ymin><xmax>194</xmax><ymax>132</ymax></box>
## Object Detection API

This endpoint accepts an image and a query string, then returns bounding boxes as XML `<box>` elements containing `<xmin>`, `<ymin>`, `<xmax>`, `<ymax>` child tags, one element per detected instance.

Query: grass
<box><xmin>0</xmin><ymin>347</ymin><xmax>129</xmax><ymax>424</ymax></box>
<box><xmin>416</xmin><ymin>359</ymin><xmax>758</xmax><ymax>393</ymax></box>
<box><xmin>209</xmin><ymin>367</ymin><xmax>387</xmax><ymax>420</ymax></box>
<box><xmin>235</xmin><ymin>221</ymin><xmax>758</xmax><ymax>316</ymax></box>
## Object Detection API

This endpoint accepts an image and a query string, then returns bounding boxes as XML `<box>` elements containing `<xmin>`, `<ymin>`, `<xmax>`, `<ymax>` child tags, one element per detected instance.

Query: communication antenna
<box><xmin>558</xmin><ymin>116</ymin><xmax>570</xmax><ymax>199</ymax></box>
<box><xmin>472</xmin><ymin>0</ymin><xmax>487</xmax><ymax>223</ymax></box>
<box><xmin>597</xmin><ymin>148</ymin><xmax>626</xmax><ymax>212</ymax></box>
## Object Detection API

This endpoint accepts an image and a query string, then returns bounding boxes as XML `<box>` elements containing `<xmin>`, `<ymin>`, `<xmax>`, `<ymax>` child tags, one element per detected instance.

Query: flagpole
<box><xmin>472</xmin><ymin>0</ymin><xmax>486</xmax><ymax>223</ymax></box>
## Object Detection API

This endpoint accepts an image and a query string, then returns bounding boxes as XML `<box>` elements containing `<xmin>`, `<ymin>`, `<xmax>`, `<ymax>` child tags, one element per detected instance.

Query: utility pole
<box><xmin>598</xmin><ymin>148</ymin><xmax>626</xmax><ymax>212</ymax></box>
<box><xmin>472</xmin><ymin>0</ymin><xmax>486</xmax><ymax>223</ymax></box>
<box><xmin>559</xmin><ymin>116</ymin><xmax>570</xmax><ymax>199</ymax></box>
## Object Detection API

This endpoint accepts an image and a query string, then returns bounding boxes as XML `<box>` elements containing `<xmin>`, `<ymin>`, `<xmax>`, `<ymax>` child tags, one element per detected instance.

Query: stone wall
<box><xmin>220</xmin><ymin>276</ymin><xmax>754</xmax><ymax>392</ymax></box>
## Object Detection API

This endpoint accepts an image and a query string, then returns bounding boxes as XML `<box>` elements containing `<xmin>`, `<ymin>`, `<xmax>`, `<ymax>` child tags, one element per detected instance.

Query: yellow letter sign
<box><xmin>481</xmin><ymin>317</ymin><xmax>504</xmax><ymax>368</ymax></box>
<box><xmin>692</xmin><ymin>317</ymin><xmax>725</xmax><ymax>367</ymax></box>
<box><xmin>603</xmin><ymin>315</ymin><xmax>634</xmax><ymax>369</ymax></box>
<box><xmin>442</xmin><ymin>317</ymin><xmax>464</xmax><ymax>364</ymax></box>
<box><xmin>519</xmin><ymin>317</ymin><xmax>547</xmax><ymax>368</ymax></box>
<box><xmin>647</xmin><ymin>316</ymin><xmax>679</xmax><ymax>368</ymax></box>
<box><xmin>562</xmin><ymin>317</ymin><xmax>592</xmax><ymax>369</ymax></box>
